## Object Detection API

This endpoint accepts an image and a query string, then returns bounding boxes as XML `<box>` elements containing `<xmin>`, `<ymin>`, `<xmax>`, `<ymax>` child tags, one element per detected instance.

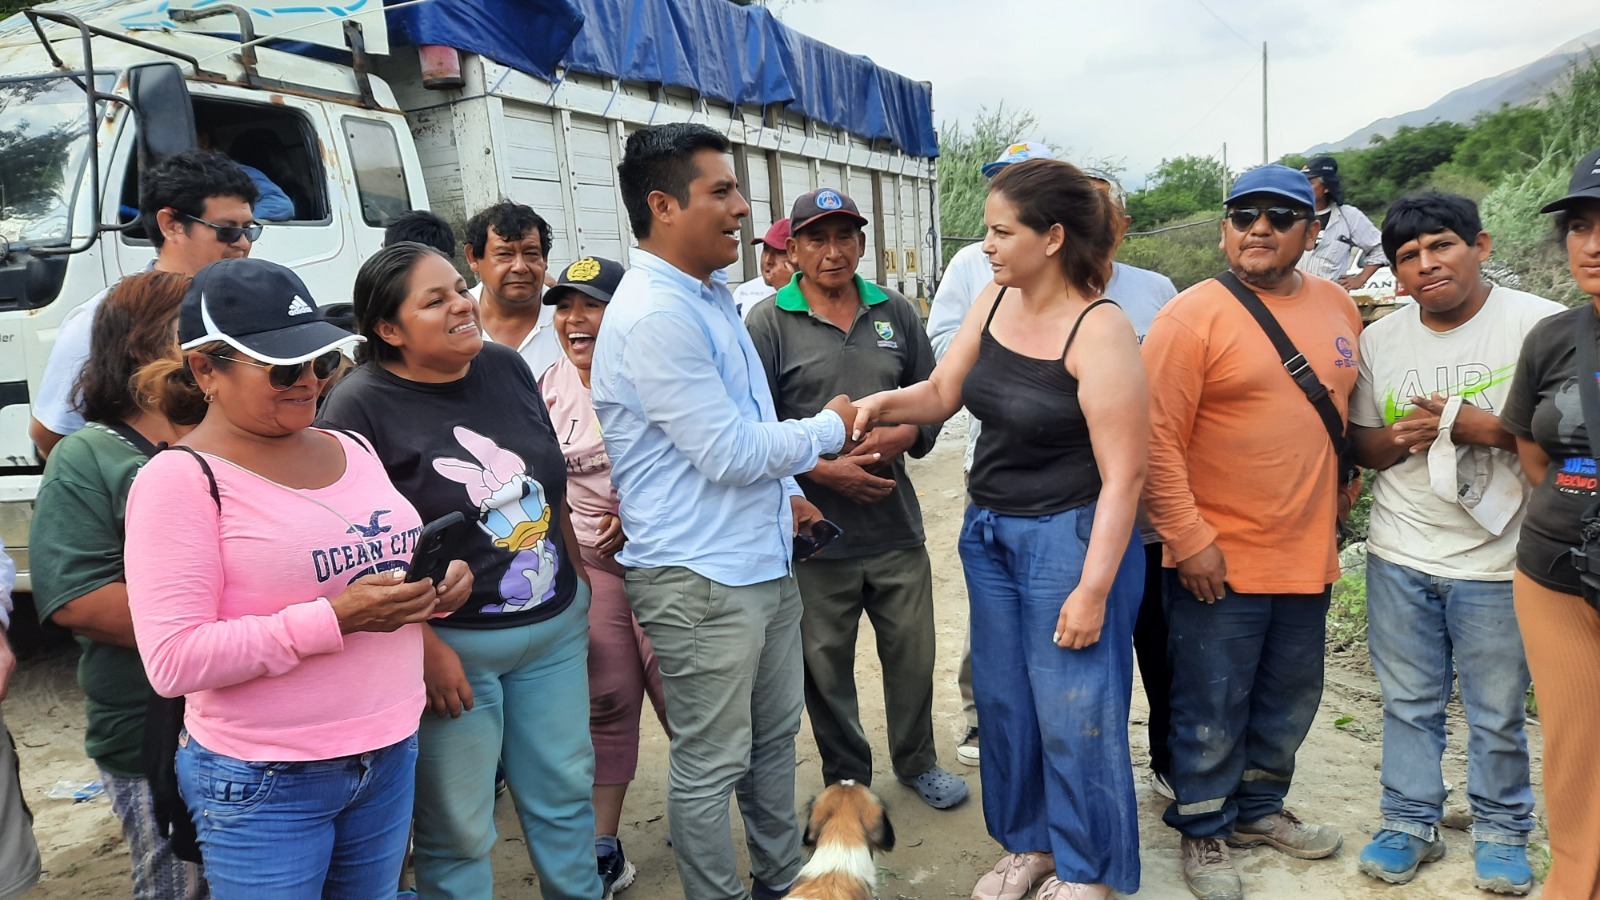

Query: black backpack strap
<box><xmin>1216</xmin><ymin>270</ymin><xmax>1351</xmax><ymax>468</ymax></box>
<box><xmin>160</xmin><ymin>445</ymin><xmax>220</xmax><ymax>512</ymax></box>
<box><xmin>101</xmin><ymin>419</ymin><xmax>160</xmax><ymax>458</ymax></box>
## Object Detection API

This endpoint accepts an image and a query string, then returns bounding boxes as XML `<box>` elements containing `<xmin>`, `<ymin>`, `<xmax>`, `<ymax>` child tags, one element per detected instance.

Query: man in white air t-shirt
<box><xmin>1349</xmin><ymin>192</ymin><xmax>1563</xmax><ymax>895</ymax></box>
<box><xmin>28</xmin><ymin>150</ymin><xmax>260</xmax><ymax>459</ymax></box>
<box><xmin>464</xmin><ymin>201</ymin><xmax>563</xmax><ymax>380</ymax></box>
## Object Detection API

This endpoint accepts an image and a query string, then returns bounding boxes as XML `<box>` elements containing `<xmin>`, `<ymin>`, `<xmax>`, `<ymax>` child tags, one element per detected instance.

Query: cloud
<box><xmin>775</xmin><ymin>0</ymin><xmax>1591</xmax><ymax>181</ymax></box>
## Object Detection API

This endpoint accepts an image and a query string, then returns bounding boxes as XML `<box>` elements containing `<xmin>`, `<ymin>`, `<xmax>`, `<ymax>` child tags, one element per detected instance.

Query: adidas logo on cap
<box><xmin>287</xmin><ymin>296</ymin><xmax>314</xmax><ymax>316</ymax></box>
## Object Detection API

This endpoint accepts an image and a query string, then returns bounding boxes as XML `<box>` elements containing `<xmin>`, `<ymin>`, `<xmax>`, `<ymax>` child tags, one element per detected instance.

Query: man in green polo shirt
<box><xmin>746</xmin><ymin>188</ymin><xmax>968</xmax><ymax>810</ymax></box>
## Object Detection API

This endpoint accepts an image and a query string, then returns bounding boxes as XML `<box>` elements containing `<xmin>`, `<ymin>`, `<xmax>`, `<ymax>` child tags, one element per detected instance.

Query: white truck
<box><xmin>0</xmin><ymin>0</ymin><xmax>941</xmax><ymax>589</ymax></box>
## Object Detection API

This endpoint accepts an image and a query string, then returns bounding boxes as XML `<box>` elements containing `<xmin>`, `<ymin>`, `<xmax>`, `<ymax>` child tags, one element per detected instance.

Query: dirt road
<box><xmin>10</xmin><ymin>414</ymin><xmax>1546</xmax><ymax>898</ymax></box>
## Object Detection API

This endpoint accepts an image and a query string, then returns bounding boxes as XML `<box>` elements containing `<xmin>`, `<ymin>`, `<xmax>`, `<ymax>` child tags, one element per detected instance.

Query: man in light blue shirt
<box><xmin>592</xmin><ymin>123</ymin><xmax>854</xmax><ymax>900</ymax></box>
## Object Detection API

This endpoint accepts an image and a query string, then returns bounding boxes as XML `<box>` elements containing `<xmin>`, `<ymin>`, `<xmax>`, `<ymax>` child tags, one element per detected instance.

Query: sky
<box><xmin>773</xmin><ymin>0</ymin><xmax>1596</xmax><ymax>186</ymax></box>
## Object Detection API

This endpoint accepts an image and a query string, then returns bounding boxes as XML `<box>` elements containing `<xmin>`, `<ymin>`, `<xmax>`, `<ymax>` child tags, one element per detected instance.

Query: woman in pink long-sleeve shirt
<box><xmin>124</xmin><ymin>259</ymin><xmax>472</xmax><ymax>899</ymax></box>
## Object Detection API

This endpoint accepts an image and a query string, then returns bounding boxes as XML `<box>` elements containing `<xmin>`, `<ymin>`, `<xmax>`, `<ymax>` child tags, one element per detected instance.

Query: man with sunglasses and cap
<box><xmin>30</xmin><ymin>150</ymin><xmax>262</xmax><ymax>459</ymax></box>
<box><xmin>747</xmin><ymin>188</ymin><xmax>967</xmax><ymax>812</ymax></box>
<box><xmin>1298</xmin><ymin>156</ymin><xmax>1387</xmax><ymax>291</ymax></box>
<box><xmin>1143</xmin><ymin>165</ymin><xmax>1362</xmax><ymax>900</ymax></box>
<box><xmin>732</xmin><ymin>218</ymin><xmax>795</xmax><ymax>319</ymax></box>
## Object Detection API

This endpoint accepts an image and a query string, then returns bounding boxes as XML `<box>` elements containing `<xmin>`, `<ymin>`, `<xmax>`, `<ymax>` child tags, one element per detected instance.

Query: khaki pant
<box><xmin>796</xmin><ymin>545</ymin><xmax>939</xmax><ymax>783</ymax></box>
<box><xmin>1512</xmin><ymin>572</ymin><xmax>1600</xmax><ymax>900</ymax></box>
<box><xmin>0</xmin><ymin>709</ymin><xmax>41</xmax><ymax>900</ymax></box>
<box><xmin>625</xmin><ymin>566</ymin><xmax>805</xmax><ymax>900</ymax></box>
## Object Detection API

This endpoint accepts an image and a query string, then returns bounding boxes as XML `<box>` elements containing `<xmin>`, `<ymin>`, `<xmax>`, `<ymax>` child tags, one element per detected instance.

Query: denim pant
<box><xmin>1365</xmin><ymin>555</ymin><xmax>1534</xmax><ymax>844</ymax></box>
<box><xmin>959</xmin><ymin>503</ymin><xmax>1144</xmax><ymax>895</ymax></box>
<box><xmin>1162</xmin><ymin>576</ymin><xmax>1329</xmax><ymax>839</ymax></box>
<box><xmin>413</xmin><ymin>587</ymin><xmax>601</xmax><ymax>900</ymax></box>
<box><xmin>175</xmin><ymin>731</ymin><xmax>416</xmax><ymax>899</ymax></box>
<box><xmin>625</xmin><ymin>565</ymin><xmax>806</xmax><ymax>900</ymax></box>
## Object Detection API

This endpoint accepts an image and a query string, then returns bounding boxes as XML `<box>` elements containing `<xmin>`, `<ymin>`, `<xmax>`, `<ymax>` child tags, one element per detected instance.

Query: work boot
<box><xmin>1357</xmin><ymin>829</ymin><xmax>1445</xmax><ymax>884</ymax></box>
<box><xmin>1226</xmin><ymin>808</ymin><xmax>1342</xmax><ymax>859</ymax></box>
<box><xmin>1473</xmin><ymin>842</ymin><xmax>1533</xmax><ymax>895</ymax></box>
<box><xmin>1180</xmin><ymin>838</ymin><xmax>1243</xmax><ymax>900</ymax></box>
<box><xmin>971</xmin><ymin>852</ymin><xmax>1054</xmax><ymax>900</ymax></box>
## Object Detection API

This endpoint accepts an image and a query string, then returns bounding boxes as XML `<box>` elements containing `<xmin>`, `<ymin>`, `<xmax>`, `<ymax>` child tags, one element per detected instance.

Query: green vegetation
<box><xmin>1099</xmin><ymin>56</ymin><xmax>1600</xmax><ymax>301</ymax></box>
<box><xmin>936</xmin><ymin>104</ymin><xmax>1044</xmax><ymax>265</ymax></box>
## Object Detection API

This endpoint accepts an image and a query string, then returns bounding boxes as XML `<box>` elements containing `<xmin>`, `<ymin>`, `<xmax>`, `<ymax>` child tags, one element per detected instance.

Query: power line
<box><xmin>1154</xmin><ymin>59</ymin><xmax>1260</xmax><ymax>161</ymax></box>
<box><xmin>1192</xmin><ymin>0</ymin><xmax>1253</xmax><ymax>47</ymax></box>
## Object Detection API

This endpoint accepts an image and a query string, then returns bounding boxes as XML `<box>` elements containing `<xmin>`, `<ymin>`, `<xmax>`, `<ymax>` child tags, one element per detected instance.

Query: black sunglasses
<box><xmin>179</xmin><ymin>212</ymin><xmax>264</xmax><ymax>244</ymax></box>
<box><xmin>1227</xmin><ymin>206</ymin><xmax>1310</xmax><ymax>232</ymax></box>
<box><xmin>209</xmin><ymin>349</ymin><xmax>344</xmax><ymax>390</ymax></box>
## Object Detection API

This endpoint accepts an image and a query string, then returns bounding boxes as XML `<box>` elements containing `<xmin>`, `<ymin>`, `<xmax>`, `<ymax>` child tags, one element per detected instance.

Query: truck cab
<box><xmin>0</xmin><ymin>3</ymin><xmax>427</xmax><ymax>587</ymax></box>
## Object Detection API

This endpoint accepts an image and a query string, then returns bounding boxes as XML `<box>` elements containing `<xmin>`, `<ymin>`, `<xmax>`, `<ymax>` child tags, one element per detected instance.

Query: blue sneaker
<box><xmin>1358</xmin><ymin>829</ymin><xmax>1445</xmax><ymax>884</ymax></box>
<box><xmin>1473</xmin><ymin>842</ymin><xmax>1533</xmax><ymax>895</ymax></box>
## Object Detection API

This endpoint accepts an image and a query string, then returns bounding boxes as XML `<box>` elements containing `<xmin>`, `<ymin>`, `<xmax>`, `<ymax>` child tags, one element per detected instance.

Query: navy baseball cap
<box><xmin>1301</xmin><ymin>156</ymin><xmax>1339</xmax><ymax>180</ymax></box>
<box><xmin>178</xmin><ymin>258</ymin><xmax>360</xmax><ymax>363</ymax></box>
<box><xmin>790</xmin><ymin>188</ymin><xmax>868</xmax><ymax>234</ymax></box>
<box><xmin>1225</xmin><ymin>164</ymin><xmax>1316</xmax><ymax>209</ymax></box>
<box><xmin>543</xmin><ymin>256</ymin><xmax>626</xmax><ymax>305</ymax></box>
<box><xmin>1539</xmin><ymin>147</ymin><xmax>1600</xmax><ymax>214</ymax></box>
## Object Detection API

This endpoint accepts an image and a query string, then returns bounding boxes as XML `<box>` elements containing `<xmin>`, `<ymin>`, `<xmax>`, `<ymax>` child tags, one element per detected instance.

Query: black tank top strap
<box><xmin>981</xmin><ymin>286</ymin><xmax>1008</xmax><ymax>334</ymax></box>
<box><xmin>1061</xmin><ymin>297</ymin><xmax>1119</xmax><ymax>360</ymax></box>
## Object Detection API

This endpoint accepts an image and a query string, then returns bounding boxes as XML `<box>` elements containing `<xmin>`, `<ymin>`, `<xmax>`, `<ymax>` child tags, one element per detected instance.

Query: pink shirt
<box><xmin>125</xmin><ymin>431</ymin><xmax>426</xmax><ymax>761</ymax></box>
<box><xmin>540</xmin><ymin>356</ymin><xmax>617</xmax><ymax>548</ymax></box>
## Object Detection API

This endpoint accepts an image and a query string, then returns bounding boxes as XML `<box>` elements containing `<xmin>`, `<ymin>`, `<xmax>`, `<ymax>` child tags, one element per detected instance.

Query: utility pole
<box><xmin>1222</xmin><ymin>143</ymin><xmax>1230</xmax><ymax>202</ymax></box>
<box><xmin>1262</xmin><ymin>41</ymin><xmax>1269</xmax><ymax>165</ymax></box>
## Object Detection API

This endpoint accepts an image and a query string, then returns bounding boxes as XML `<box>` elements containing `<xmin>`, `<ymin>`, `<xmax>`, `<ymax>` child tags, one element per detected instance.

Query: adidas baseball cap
<box><xmin>1539</xmin><ymin>147</ymin><xmax>1600</xmax><ymax>214</ymax></box>
<box><xmin>790</xmin><ymin>188</ymin><xmax>868</xmax><ymax>235</ymax></box>
<box><xmin>543</xmin><ymin>256</ymin><xmax>626</xmax><ymax>305</ymax></box>
<box><xmin>178</xmin><ymin>257</ymin><xmax>362</xmax><ymax>363</ymax></box>
<box><xmin>981</xmin><ymin>140</ymin><xmax>1056</xmax><ymax>178</ymax></box>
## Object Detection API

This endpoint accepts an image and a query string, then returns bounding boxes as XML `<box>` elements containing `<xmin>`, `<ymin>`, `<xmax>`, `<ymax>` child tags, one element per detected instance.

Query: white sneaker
<box><xmin>1152</xmin><ymin>772</ymin><xmax>1176</xmax><ymax>801</ymax></box>
<box><xmin>956</xmin><ymin>726</ymin><xmax>980</xmax><ymax>766</ymax></box>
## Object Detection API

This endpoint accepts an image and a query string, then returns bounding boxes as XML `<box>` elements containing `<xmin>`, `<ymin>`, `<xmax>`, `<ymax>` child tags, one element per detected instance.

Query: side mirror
<box><xmin>127</xmin><ymin>62</ymin><xmax>195</xmax><ymax>168</ymax></box>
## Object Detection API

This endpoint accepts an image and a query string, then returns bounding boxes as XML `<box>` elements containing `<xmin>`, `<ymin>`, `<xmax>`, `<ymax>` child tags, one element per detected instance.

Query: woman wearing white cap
<box><xmin>1500</xmin><ymin>145</ymin><xmax>1600</xmax><ymax>900</ymax></box>
<box><xmin>123</xmin><ymin>257</ymin><xmax>473</xmax><ymax>897</ymax></box>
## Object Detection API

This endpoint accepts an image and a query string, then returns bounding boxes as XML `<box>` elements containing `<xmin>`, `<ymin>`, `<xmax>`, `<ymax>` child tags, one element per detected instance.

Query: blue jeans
<box><xmin>175</xmin><ymin>731</ymin><xmax>416</xmax><ymax>899</ymax></box>
<box><xmin>959</xmin><ymin>503</ymin><xmax>1144</xmax><ymax>895</ymax></box>
<box><xmin>1365</xmin><ymin>555</ymin><xmax>1533</xmax><ymax>845</ymax></box>
<box><xmin>412</xmin><ymin>586</ymin><xmax>601</xmax><ymax>900</ymax></box>
<box><xmin>1162</xmin><ymin>576</ymin><xmax>1329</xmax><ymax>839</ymax></box>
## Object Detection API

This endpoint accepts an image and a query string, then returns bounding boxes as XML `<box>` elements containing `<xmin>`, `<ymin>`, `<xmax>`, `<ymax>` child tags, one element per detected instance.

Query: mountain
<box><xmin>1304</xmin><ymin>29</ymin><xmax>1600</xmax><ymax>155</ymax></box>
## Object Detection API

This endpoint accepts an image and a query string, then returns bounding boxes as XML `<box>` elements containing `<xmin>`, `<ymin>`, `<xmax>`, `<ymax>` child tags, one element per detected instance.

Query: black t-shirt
<box><xmin>318</xmin><ymin>343</ymin><xmax>577</xmax><ymax>627</ymax></box>
<box><xmin>962</xmin><ymin>291</ymin><xmax>1103</xmax><ymax>517</ymax></box>
<box><xmin>1501</xmin><ymin>304</ymin><xmax>1600</xmax><ymax>594</ymax></box>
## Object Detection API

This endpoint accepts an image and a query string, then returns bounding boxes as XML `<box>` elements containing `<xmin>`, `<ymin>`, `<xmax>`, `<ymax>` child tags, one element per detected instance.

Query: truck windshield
<box><xmin>0</xmin><ymin>74</ymin><xmax>108</xmax><ymax>247</ymax></box>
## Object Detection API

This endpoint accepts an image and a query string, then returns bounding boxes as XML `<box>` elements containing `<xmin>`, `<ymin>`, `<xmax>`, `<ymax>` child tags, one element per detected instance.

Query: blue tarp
<box><xmin>384</xmin><ymin>0</ymin><xmax>937</xmax><ymax>158</ymax></box>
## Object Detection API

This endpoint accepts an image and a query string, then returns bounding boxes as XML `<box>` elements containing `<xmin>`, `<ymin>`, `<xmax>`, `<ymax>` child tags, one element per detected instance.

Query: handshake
<box><xmin>822</xmin><ymin>393</ymin><xmax>884</xmax><ymax>455</ymax></box>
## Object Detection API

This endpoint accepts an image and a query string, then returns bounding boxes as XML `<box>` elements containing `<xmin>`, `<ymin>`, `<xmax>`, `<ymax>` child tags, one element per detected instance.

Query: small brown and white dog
<box><xmin>787</xmin><ymin>780</ymin><xmax>895</xmax><ymax>900</ymax></box>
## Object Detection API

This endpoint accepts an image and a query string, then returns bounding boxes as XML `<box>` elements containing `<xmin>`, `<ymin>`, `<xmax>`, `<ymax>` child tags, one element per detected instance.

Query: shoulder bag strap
<box><xmin>101</xmin><ymin>419</ymin><xmax>160</xmax><ymax>458</ymax></box>
<box><xmin>1215</xmin><ymin>270</ymin><xmax>1349</xmax><ymax>459</ymax></box>
<box><xmin>1576</xmin><ymin>307</ymin><xmax>1600</xmax><ymax>464</ymax></box>
<box><xmin>159</xmin><ymin>445</ymin><xmax>221</xmax><ymax>512</ymax></box>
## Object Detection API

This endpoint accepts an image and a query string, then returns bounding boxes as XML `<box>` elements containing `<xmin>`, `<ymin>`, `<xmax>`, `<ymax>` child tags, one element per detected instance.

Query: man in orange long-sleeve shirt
<box><xmin>1143</xmin><ymin>165</ymin><xmax>1363</xmax><ymax>900</ymax></box>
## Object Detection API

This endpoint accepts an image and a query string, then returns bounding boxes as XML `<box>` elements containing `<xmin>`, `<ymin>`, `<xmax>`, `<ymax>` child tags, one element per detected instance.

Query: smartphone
<box><xmin>793</xmin><ymin>519</ymin><xmax>843</xmax><ymax>562</ymax></box>
<box><xmin>405</xmin><ymin>512</ymin><xmax>468</xmax><ymax>584</ymax></box>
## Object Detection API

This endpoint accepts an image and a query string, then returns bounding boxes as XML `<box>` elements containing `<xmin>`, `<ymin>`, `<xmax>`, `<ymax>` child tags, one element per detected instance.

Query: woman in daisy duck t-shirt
<box><xmin>319</xmin><ymin>242</ymin><xmax>601</xmax><ymax>899</ymax></box>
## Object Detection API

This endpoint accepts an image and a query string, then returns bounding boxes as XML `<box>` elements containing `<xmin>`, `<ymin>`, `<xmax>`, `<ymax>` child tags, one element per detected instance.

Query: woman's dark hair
<box><xmin>987</xmin><ymin>158</ymin><xmax>1119</xmax><ymax>297</ymax></box>
<box><xmin>352</xmin><ymin>241</ymin><xmax>449</xmax><ymax>364</ymax></box>
<box><xmin>1319</xmin><ymin>172</ymin><xmax>1345</xmax><ymax>206</ymax></box>
<box><xmin>75</xmin><ymin>271</ymin><xmax>192</xmax><ymax>424</ymax></box>
<box><xmin>1380</xmin><ymin>192</ymin><xmax>1484</xmax><ymax>263</ymax></box>
<box><xmin>617</xmin><ymin>123</ymin><xmax>731</xmax><ymax>240</ymax></box>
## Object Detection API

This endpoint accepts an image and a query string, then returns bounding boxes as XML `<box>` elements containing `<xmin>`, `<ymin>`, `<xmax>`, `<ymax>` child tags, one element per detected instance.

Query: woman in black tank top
<box><xmin>851</xmin><ymin>160</ymin><xmax>1149</xmax><ymax>897</ymax></box>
